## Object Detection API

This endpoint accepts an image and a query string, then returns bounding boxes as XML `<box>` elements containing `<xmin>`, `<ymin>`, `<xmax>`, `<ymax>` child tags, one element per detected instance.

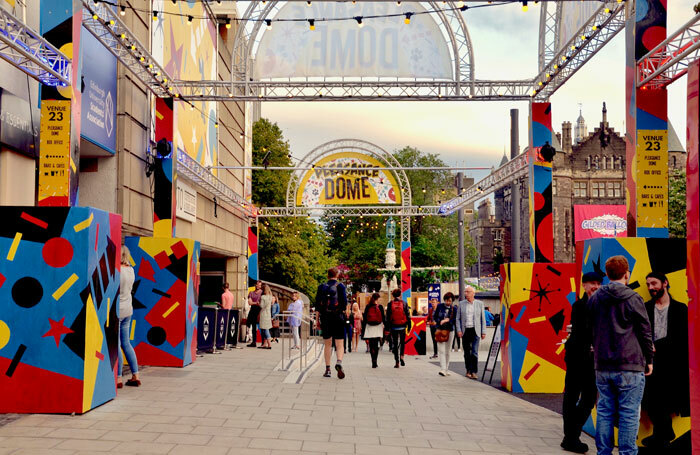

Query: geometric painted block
<box><xmin>0</xmin><ymin>206</ymin><xmax>121</xmax><ymax>414</ymax></box>
<box><xmin>576</xmin><ymin>237</ymin><xmax>691</xmax><ymax>450</ymax></box>
<box><xmin>499</xmin><ymin>262</ymin><xmax>577</xmax><ymax>393</ymax></box>
<box><xmin>124</xmin><ymin>236</ymin><xmax>200</xmax><ymax>367</ymax></box>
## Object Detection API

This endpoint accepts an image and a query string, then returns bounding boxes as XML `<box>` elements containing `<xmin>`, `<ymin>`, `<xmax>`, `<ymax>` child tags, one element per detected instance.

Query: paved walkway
<box><xmin>0</xmin><ymin>344</ymin><xmax>594</xmax><ymax>455</ymax></box>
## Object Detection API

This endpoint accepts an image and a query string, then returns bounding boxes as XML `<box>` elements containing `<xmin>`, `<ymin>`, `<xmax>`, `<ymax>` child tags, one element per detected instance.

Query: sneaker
<box><xmin>323</xmin><ymin>368</ymin><xmax>332</xmax><ymax>378</ymax></box>
<box><xmin>560</xmin><ymin>439</ymin><xmax>588</xmax><ymax>454</ymax></box>
<box><xmin>400</xmin><ymin>359</ymin><xmax>405</xmax><ymax>367</ymax></box>
<box><xmin>439</xmin><ymin>371</ymin><xmax>446</xmax><ymax>376</ymax></box>
<box><xmin>335</xmin><ymin>364</ymin><xmax>345</xmax><ymax>379</ymax></box>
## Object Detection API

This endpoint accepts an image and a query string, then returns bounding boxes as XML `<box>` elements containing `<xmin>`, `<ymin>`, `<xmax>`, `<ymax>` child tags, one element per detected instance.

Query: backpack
<box><xmin>390</xmin><ymin>300</ymin><xmax>407</xmax><ymax>326</ymax></box>
<box><xmin>366</xmin><ymin>304</ymin><xmax>382</xmax><ymax>325</ymax></box>
<box><xmin>322</xmin><ymin>282</ymin><xmax>339</xmax><ymax>313</ymax></box>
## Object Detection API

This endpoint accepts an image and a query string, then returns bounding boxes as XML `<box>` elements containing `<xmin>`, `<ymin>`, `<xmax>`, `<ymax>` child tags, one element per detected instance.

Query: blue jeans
<box><xmin>260</xmin><ymin>328</ymin><xmax>270</xmax><ymax>340</ymax></box>
<box><xmin>118</xmin><ymin>316</ymin><xmax>139</xmax><ymax>376</ymax></box>
<box><xmin>595</xmin><ymin>370</ymin><xmax>645</xmax><ymax>455</ymax></box>
<box><xmin>462</xmin><ymin>328</ymin><xmax>480</xmax><ymax>374</ymax></box>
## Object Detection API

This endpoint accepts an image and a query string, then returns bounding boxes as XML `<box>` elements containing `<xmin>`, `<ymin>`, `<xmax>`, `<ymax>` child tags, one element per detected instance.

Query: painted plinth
<box><xmin>499</xmin><ymin>262</ymin><xmax>577</xmax><ymax>393</ymax></box>
<box><xmin>124</xmin><ymin>237</ymin><xmax>200</xmax><ymax>367</ymax></box>
<box><xmin>405</xmin><ymin>316</ymin><xmax>427</xmax><ymax>356</ymax></box>
<box><xmin>0</xmin><ymin>207</ymin><xmax>121</xmax><ymax>414</ymax></box>
<box><xmin>577</xmin><ymin>237</ymin><xmax>691</xmax><ymax>451</ymax></box>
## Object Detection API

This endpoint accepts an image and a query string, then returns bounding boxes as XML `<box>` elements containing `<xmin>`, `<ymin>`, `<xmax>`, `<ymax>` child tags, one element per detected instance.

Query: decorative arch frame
<box><xmin>231</xmin><ymin>1</ymin><xmax>475</xmax><ymax>93</ymax></box>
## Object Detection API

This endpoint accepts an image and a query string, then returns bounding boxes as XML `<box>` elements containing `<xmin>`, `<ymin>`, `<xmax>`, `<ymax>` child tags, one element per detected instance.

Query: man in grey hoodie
<box><xmin>587</xmin><ymin>255</ymin><xmax>654</xmax><ymax>455</ymax></box>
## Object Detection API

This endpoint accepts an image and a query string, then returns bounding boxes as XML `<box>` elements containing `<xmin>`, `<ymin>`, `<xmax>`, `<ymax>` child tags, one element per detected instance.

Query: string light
<box><xmin>225</xmin><ymin>18</ymin><xmax>231</xmax><ymax>29</ymax></box>
<box><xmin>120</xmin><ymin>5</ymin><xmax>126</xmax><ymax>15</ymax></box>
<box><xmin>308</xmin><ymin>19</ymin><xmax>315</xmax><ymax>30</ymax></box>
<box><xmin>355</xmin><ymin>16</ymin><xmax>363</xmax><ymax>28</ymax></box>
<box><xmin>187</xmin><ymin>15</ymin><xmax>193</xmax><ymax>24</ymax></box>
<box><xmin>521</xmin><ymin>1</ymin><xmax>528</xmax><ymax>12</ymax></box>
<box><xmin>306</xmin><ymin>1</ymin><xmax>311</xmax><ymax>6</ymax></box>
<box><xmin>404</xmin><ymin>12</ymin><xmax>412</xmax><ymax>24</ymax></box>
<box><xmin>152</xmin><ymin>10</ymin><xmax>158</xmax><ymax>21</ymax></box>
<box><xmin>266</xmin><ymin>19</ymin><xmax>272</xmax><ymax>30</ymax></box>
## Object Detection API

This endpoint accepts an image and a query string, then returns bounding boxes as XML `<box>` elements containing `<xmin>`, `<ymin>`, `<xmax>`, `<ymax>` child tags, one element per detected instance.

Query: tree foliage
<box><xmin>252</xmin><ymin>119</ymin><xmax>335</xmax><ymax>300</ymax></box>
<box><xmin>669</xmin><ymin>168</ymin><xmax>686</xmax><ymax>239</ymax></box>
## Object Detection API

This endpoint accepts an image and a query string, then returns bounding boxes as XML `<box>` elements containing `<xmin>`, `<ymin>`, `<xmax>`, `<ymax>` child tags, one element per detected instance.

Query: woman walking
<box><xmin>433</xmin><ymin>292</ymin><xmax>457</xmax><ymax>377</ymax></box>
<box><xmin>385</xmin><ymin>288</ymin><xmax>411</xmax><ymax>368</ymax></box>
<box><xmin>287</xmin><ymin>291</ymin><xmax>303</xmax><ymax>349</ymax></box>
<box><xmin>362</xmin><ymin>293</ymin><xmax>385</xmax><ymax>368</ymax></box>
<box><xmin>351</xmin><ymin>302</ymin><xmax>362</xmax><ymax>352</ymax></box>
<box><xmin>270</xmin><ymin>295</ymin><xmax>280</xmax><ymax>343</ymax></box>
<box><xmin>118</xmin><ymin>246</ymin><xmax>141</xmax><ymax>387</ymax></box>
<box><xmin>258</xmin><ymin>284</ymin><xmax>273</xmax><ymax>349</ymax></box>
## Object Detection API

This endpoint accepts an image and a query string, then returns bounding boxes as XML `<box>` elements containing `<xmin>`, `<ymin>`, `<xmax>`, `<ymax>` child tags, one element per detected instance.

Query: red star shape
<box><xmin>42</xmin><ymin>317</ymin><xmax>74</xmax><ymax>347</ymax></box>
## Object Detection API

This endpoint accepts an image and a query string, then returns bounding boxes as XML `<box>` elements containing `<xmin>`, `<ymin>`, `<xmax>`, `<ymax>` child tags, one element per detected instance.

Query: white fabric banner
<box><xmin>254</xmin><ymin>2</ymin><xmax>453</xmax><ymax>79</ymax></box>
<box><xmin>557</xmin><ymin>3</ymin><xmax>599</xmax><ymax>55</ymax></box>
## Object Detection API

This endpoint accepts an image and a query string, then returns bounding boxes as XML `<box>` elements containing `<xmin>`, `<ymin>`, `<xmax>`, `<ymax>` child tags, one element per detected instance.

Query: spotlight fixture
<box><xmin>266</xmin><ymin>19</ymin><xmax>272</xmax><ymax>30</ymax></box>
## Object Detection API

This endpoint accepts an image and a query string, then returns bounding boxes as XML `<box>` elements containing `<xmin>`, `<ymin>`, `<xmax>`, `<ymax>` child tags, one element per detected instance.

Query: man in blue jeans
<box><xmin>587</xmin><ymin>255</ymin><xmax>654</xmax><ymax>455</ymax></box>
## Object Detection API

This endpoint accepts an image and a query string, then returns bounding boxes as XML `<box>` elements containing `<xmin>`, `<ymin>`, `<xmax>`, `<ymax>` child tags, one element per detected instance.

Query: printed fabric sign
<box><xmin>80</xmin><ymin>26</ymin><xmax>116</xmax><ymax>154</ymax></box>
<box><xmin>296</xmin><ymin>151</ymin><xmax>401</xmax><ymax>206</ymax></box>
<box><xmin>574</xmin><ymin>205</ymin><xmax>627</xmax><ymax>241</ymax></box>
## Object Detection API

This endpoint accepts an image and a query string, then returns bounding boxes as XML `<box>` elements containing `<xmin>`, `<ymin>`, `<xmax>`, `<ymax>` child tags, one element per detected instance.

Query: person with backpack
<box><xmin>362</xmin><ymin>293</ymin><xmax>385</xmax><ymax>368</ymax></box>
<box><xmin>315</xmin><ymin>267</ymin><xmax>348</xmax><ymax>379</ymax></box>
<box><xmin>385</xmin><ymin>288</ymin><xmax>411</xmax><ymax>368</ymax></box>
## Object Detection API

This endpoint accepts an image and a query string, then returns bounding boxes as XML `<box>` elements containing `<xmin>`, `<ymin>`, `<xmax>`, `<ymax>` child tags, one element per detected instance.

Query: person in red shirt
<box><xmin>220</xmin><ymin>282</ymin><xmax>234</xmax><ymax>310</ymax></box>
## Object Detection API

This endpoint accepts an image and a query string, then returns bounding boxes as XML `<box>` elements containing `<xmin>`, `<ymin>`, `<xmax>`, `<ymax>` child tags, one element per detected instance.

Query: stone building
<box><xmin>470</xmin><ymin>103</ymin><xmax>686</xmax><ymax>272</ymax></box>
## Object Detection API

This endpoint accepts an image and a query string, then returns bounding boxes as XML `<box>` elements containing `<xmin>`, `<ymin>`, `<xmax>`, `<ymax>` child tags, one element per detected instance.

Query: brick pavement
<box><xmin>0</xmin><ymin>345</ymin><xmax>593</xmax><ymax>454</ymax></box>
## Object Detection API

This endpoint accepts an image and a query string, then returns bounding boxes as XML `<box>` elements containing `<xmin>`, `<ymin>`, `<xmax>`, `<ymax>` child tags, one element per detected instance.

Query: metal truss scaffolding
<box><xmin>81</xmin><ymin>0</ymin><xmax>174</xmax><ymax>97</ymax></box>
<box><xmin>538</xmin><ymin>1</ymin><xmax>561</xmax><ymax>73</ymax></box>
<box><xmin>257</xmin><ymin>205</ymin><xmax>444</xmax><ymax>218</ymax></box>
<box><xmin>0</xmin><ymin>7</ymin><xmax>70</xmax><ymax>86</ymax></box>
<box><xmin>637</xmin><ymin>12</ymin><xmax>700</xmax><ymax>89</ymax></box>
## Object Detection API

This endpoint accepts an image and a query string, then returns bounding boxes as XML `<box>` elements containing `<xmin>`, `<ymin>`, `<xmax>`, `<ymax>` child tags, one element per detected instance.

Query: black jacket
<box><xmin>385</xmin><ymin>299</ymin><xmax>411</xmax><ymax>329</ymax></box>
<box><xmin>587</xmin><ymin>282</ymin><xmax>654</xmax><ymax>372</ymax></box>
<box><xmin>564</xmin><ymin>295</ymin><xmax>593</xmax><ymax>365</ymax></box>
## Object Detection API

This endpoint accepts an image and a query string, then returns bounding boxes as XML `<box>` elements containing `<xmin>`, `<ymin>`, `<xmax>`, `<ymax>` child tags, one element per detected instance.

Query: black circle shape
<box><xmin>12</xmin><ymin>277</ymin><xmax>43</xmax><ymax>308</ymax></box>
<box><xmin>147</xmin><ymin>326</ymin><xmax>167</xmax><ymax>346</ymax></box>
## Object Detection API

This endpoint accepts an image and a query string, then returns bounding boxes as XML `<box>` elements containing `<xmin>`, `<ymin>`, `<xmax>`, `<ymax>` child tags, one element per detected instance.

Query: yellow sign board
<box><xmin>636</xmin><ymin>129</ymin><xmax>668</xmax><ymax>229</ymax></box>
<box><xmin>296</xmin><ymin>152</ymin><xmax>401</xmax><ymax>206</ymax></box>
<box><xmin>38</xmin><ymin>100</ymin><xmax>71</xmax><ymax>206</ymax></box>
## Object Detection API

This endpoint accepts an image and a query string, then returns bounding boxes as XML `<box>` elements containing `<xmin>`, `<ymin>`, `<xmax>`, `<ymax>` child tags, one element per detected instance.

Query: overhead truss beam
<box><xmin>258</xmin><ymin>205</ymin><xmax>450</xmax><ymax>218</ymax></box>
<box><xmin>81</xmin><ymin>0</ymin><xmax>174</xmax><ymax>97</ymax></box>
<box><xmin>637</xmin><ymin>12</ymin><xmax>700</xmax><ymax>89</ymax></box>
<box><xmin>173</xmin><ymin>79</ymin><xmax>534</xmax><ymax>102</ymax></box>
<box><xmin>0</xmin><ymin>6</ymin><xmax>70</xmax><ymax>86</ymax></box>
<box><xmin>439</xmin><ymin>152</ymin><xmax>528</xmax><ymax>215</ymax></box>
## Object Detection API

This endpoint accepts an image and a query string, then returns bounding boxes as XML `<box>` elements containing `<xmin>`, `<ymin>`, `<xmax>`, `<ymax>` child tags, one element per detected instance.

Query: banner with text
<box><xmin>574</xmin><ymin>205</ymin><xmax>627</xmax><ymax>242</ymax></box>
<box><xmin>296</xmin><ymin>151</ymin><xmax>401</xmax><ymax>206</ymax></box>
<box><xmin>254</xmin><ymin>2</ymin><xmax>452</xmax><ymax>80</ymax></box>
<box><xmin>636</xmin><ymin>130</ymin><xmax>669</xmax><ymax>232</ymax></box>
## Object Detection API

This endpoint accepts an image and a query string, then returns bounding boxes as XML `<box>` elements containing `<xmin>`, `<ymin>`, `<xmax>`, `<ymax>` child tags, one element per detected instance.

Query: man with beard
<box><xmin>642</xmin><ymin>271</ymin><xmax>690</xmax><ymax>449</ymax></box>
<box><xmin>561</xmin><ymin>272</ymin><xmax>602</xmax><ymax>453</ymax></box>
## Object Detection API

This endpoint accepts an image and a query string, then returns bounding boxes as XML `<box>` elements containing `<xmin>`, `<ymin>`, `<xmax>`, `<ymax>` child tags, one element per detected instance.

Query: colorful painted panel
<box><xmin>577</xmin><ymin>237</ymin><xmax>690</xmax><ymax>451</ymax></box>
<box><xmin>405</xmin><ymin>316</ymin><xmax>427</xmax><ymax>356</ymax></box>
<box><xmin>528</xmin><ymin>102</ymin><xmax>554</xmax><ymax>263</ymax></box>
<box><xmin>626</xmin><ymin>0</ymin><xmax>668</xmax><ymax>237</ymax></box>
<box><xmin>0</xmin><ymin>207</ymin><xmax>121</xmax><ymax>414</ymax></box>
<box><xmin>500</xmin><ymin>262</ymin><xmax>577</xmax><ymax>393</ymax></box>
<box><xmin>248</xmin><ymin>226</ymin><xmax>258</xmax><ymax>290</ymax></box>
<box><xmin>124</xmin><ymin>237</ymin><xmax>200</xmax><ymax>367</ymax></box>
<box><xmin>153</xmin><ymin>0</ymin><xmax>218</xmax><ymax>171</ymax></box>
<box><xmin>401</xmin><ymin>241</ymin><xmax>411</xmax><ymax>308</ymax></box>
<box><xmin>687</xmin><ymin>60</ymin><xmax>700</xmax><ymax>455</ymax></box>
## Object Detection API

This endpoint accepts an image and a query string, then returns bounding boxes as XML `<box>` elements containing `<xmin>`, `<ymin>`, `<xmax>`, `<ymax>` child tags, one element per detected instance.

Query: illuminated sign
<box><xmin>574</xmin><ymin>205</ymin><xmax>627</xmax><ymax>241</ymax></box>
<box><xmin>296</xmin><ymin>152</ymin><xmax>401</xmax><ymax>206</ymax></box>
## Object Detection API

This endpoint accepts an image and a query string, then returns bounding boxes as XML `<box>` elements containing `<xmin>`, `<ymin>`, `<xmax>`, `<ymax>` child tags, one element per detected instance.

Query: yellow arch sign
<box><xmin>296</xmin><ymin>152</ymin><xmax>401</xmax><ymax>206</ymax></box>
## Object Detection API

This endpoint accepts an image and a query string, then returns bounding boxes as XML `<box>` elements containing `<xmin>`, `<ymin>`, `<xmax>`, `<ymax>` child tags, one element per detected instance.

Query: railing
<box><xmin>276</xmin><ymin>311</ymin><xmax>322</xmax><ymax>372</ymax></box>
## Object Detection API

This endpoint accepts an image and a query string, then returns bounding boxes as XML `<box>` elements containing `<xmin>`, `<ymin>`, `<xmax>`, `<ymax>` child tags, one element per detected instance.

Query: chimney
<box><xmin>562</xmin><ymin>121</ymin><xmax>572</xmax><ymax>153</ymax></box>
<box><xmin>602</xmin><ymin>102</ymin><xmax>608</xmax><ymax>127</ymax></box>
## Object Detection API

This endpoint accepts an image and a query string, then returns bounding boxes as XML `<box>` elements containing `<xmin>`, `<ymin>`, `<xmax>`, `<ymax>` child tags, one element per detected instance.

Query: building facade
<box><xmin>0</xmin><ymin>1</ymin><xmax>251</xmax><ymax>308</ymax></box>
<box><xmin>470</xmin><ymin>104</ymin><xmax>686</xmax><ymax>272</ymax></box>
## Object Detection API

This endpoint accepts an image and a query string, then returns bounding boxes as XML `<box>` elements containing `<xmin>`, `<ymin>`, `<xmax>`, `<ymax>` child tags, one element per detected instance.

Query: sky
<box><xmin>255</xmin><ymin>0</ymin><xmax>697</xmax><ymax>185</ymax></box>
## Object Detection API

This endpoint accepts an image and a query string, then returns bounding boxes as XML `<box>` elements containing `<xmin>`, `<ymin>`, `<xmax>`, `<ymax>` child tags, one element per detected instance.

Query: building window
<box><xmin>591</xmin><ymin>181</ymin><xmax>605</xmax><ymax>198</ymax></box>
<box><xmin>573</xmin><ymin>181</ymin><xmax>587</xmax><ymax>198</ymax></box>
<box><xmin>609</xmin><ymin>156</ymin><xmax>614</xmax><ymax>169</ymax></box>
<box><xmin>493</xmin><ymin>229</ymin><xmax>502</xmax><ymax>241</ymax></box>
<box><xmin>601</xmin><ymin>156</ymin><xmax>606</xmax><ymax>170</ymax></box>
<box><xmin>552</xmin><ymin>178</ymin><xmax>557</xmax><ymax>196</ymax></box>
<box><xmin>672</xmin><ymin>155</ymin><xmax>677</xmax><ymax>168</ymax></box>
<box><xmin>586</xmin><ymin>156</ymin><xmax>591</xmax><ymax>170</ymax></box>
<box><xmin>612</xmin><ymin>181</ymin><xmax>622</xmax><ymax>197</ymax></box>
<box><xmin>592</xmin><ymin>155</ymin><xmax>599</xmax><ymax>170</ymax></box>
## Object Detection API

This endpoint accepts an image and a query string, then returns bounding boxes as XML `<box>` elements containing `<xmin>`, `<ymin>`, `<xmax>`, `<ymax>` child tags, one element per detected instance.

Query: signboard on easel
<box><xmin>481</xmin><ymin>327</ymin><xmax>501</xmax><ymax>384</ymax></box>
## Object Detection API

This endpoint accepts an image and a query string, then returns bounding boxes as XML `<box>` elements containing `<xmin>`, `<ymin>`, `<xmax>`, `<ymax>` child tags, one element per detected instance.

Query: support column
<box><xmin>38</xmin><ymin>0</ymin><xmax>82</xmax><ymax>206</ymax></box>
<box><xmin>625</xmin><ymin>0</ymin><xmax>668</xmax><ymax>237</ymax></box>
<box><xmin>153</xmin><ymin>98</ymin><xmax>176</xmax><ymax>238</ymax></box>
<box><xmin>510</xmin><ymin>109</ymin><xmax>521</xmax><ymax>262</ymax></box>
<box><xmin>686</xmin><ymin>60</ymin><xmax>700</xmax><ymax>455</ymax></box>
<box><xmin>248</xmin><ymin>223</ymin><xmax>259</xmax><ymax>291</ymax></box>
<box><xmin>456</xmin><ymin>172</ymin><xmax>465</xmax><ymax>300</ymax></box>
<box><xmin>528</xmin><ymin>102</ymin><xmax>554</xmax><ymax>263</ymax></box>
<box><xmin>400</xmin><ymin>216</ymin><xmax>411</xmax><ymax>309</ymax></box>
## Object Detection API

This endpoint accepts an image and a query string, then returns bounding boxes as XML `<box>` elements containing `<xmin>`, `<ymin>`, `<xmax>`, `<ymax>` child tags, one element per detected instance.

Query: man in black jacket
<box><xmin>588</xmin><ymin>255</ymin><xmax>654</xmax><ymax>455</ymax></box>
<box><xmin>385</xmin><ymin>288</ymin><xmax>411</xmax><ymax>369</ymax></box>
<box><xmin>561</xmin><ymin>272</ymin><xmax>602</xmax><ymax>453</ymax></box>
<box><xmin>642</xmin><ymin>271</ymin><xmax>690</xmax><ymax>449</ymax></box>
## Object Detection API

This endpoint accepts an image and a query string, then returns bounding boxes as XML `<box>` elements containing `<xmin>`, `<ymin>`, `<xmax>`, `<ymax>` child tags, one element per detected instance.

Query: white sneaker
<box><xmin>439</xmin><ymin>371</ymin><xmax>446</xmax><ymax>376</ymax></box>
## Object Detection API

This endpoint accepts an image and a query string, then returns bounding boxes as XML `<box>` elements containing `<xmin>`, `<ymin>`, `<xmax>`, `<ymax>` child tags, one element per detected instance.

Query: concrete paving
<box><xmin>0</xmin><ymin>344</ymin><xmax>594</xmax><ymax>454</ymax></box>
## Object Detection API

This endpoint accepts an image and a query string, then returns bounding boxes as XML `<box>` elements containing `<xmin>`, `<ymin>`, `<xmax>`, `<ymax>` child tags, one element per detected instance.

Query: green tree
<box><xmin>252</xmin><ymin>118</ymin><xmax>336</xmax><ymax>299</ymax></box>
<box><xmin>669</xmin><ymin>168</ymin><xmax>686</xmax><ymax>238</ymax></box>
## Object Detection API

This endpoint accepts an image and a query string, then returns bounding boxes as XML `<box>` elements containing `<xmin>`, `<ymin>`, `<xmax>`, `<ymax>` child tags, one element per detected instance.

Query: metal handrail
<box><xmin>276</xmin><ymin>311</ymin><xmax>322</xmax><ymax>372</ymax></box>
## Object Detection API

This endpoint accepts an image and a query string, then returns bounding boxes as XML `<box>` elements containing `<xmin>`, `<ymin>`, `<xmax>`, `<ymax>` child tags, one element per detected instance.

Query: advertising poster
<box><xmin>427</xmin><ymin>283</ymin><xmax>441</xmax><ymax>309</ymax></box>
<box><xmin>574</xmin><ymin>205</ymin><xmax>627</xmax><ymax>242</ymax></box>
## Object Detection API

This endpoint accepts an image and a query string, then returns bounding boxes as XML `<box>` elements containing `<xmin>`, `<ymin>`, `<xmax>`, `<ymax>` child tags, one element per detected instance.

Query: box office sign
<box><xmin>296</xmin><ymin>151</ymin><xmax>401</xmax><ymax>206</ymax></box>
<box><xmin>80</xmin><ymin>26</ymin><xmax>117</xmax><ymax>154</ymax></box>
<box><xmin>636</xmin><ymin>130</ymin><xmax>669</xmax><ymax>230</ymax></box>
<box><xmin>39</xmin><ymin>100</ymin><xmax>71</xmax><ymax>204</ymax></box>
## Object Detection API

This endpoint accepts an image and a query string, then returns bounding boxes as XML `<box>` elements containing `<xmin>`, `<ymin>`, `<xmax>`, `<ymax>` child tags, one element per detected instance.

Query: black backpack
<box><xmin>323</xmin><ymin>282</ymin><xmax>340</xmax><ymax>313</ymax></box>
